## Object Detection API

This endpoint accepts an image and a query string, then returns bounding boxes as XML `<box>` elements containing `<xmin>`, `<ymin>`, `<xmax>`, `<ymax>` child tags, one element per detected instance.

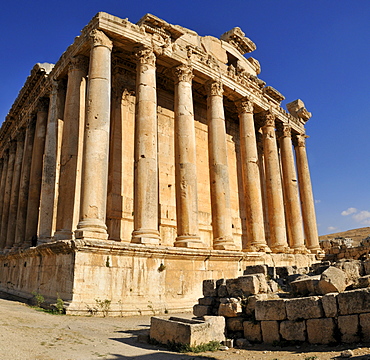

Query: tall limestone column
<box><xmin>279</xmin><ymin>124</ymin><xmax>306</xmax><ymax>253</ymax></box>
<box><xmin>236</xmin><ymin>98</ymin><xmax>270</xmax><ymax>252</ymax></box>
<box><xmin>13</xmin><ymin>121</ymin><xmax>35</xmax><ymax>249</ymax></box>
<box><xmin>5</xmin><ymin>132</ymin><xmax>25</xmax><ymax>250</ymax></box>
<box><xmin>0</xmin><ymin>143</ymin><xmax>16</xmax><ymax>249</ymax></box>
<box><xmin>55</xmin><ymin>56</ymin><xmax>88</xmax><ymax>240</ymax></box>
<box><xmin>131</xmin><ymin>46</ymin><xmax>160</xmax><ymax>244</ymax></box>
<box><xmin>173</xmin><ymin>64</ymin><xmax>203</xmax><ymax>248</ymax></box>
<box><xmin>0</xmin><ymin>153</ymin><xmax>9</xmax><ymax>243</ymax></box>
<box><xmin>261</xmin><ymin>111</ymin><xmax>289</xmax><ymax>253</ymax></box>
<box><xmin>207</xmin><ymin>80</ymin><xmax>235</xmax><ymax>250</ymax></box>
<box><xmin>38</xmin><ymin>79</ymin><xmax>66</xmax><ymax>243</ymax></box>
<box><xmin>294</xmin><ymin>134</ymin><xmax>321</xmax><ymax>253</ymax></box>
<box><xmin>24</xmin><ymin>98</ymin><xmax>49</xmax><ymax>246</ymax></box>
<box><xmin>75</xmin><ymin>30</ymin><xmax>112</xmax><ymax>240</ymax></box>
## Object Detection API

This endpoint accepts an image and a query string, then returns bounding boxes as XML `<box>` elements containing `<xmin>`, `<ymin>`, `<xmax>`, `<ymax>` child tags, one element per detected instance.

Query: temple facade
<box><xmin>0</xmin><ymin>12</ymin><xmax>321</xmax><ymax>315</ymax></box>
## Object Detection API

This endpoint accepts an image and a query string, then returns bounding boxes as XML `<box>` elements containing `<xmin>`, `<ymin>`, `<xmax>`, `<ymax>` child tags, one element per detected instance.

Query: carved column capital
<box><xmin>294</xmin><ymin>133</ymin><xmax>308</xmax><ymax>148</ymax></box>
<box><xmin>135</xmin><ymin>46</ymin><xmax>156</xmax><ymax>67</ymax></box>
<box><xmin>206</xmin><ymin>80</ymin><xmax>223</xmax><ymax>97</ymax></box>
<box><xmin>236</xmin><ymin>97</ymin><xmax>254</xmax><ymax>114</ymax></box>
<box><xmin>89</xmin><ymin>29</ymin><xmax>113</xmax><ymax>50</ymax></box>
<box><xmin>173</xmin><ymin>64</ymin><xmax>193</xmax><ymax>84</ymax></box>
<box><xmin>69</xmin><ymin>55</ymin><xmax>89</xmax><ymax>73</ymax></box>
<box><xmin>37</xmin><ymin>97</ymin><xmax>49</xmax><ymax>113</ymax></box>
<box><xmin>278</xmin><ymin>124</ymin><xmax>292</xmax><ymax>139</ymax></box>
<box><xmin>262</xmin><ymin>111</ymin><xmax>276</xmax><ymax>128</ymax></box>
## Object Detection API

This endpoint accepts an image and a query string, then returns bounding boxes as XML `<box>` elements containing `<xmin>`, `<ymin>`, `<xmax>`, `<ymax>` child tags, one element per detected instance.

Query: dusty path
<box><xmin>0</xmin><ymin>294</ymin><xmax>370</xmax><ymax>360</ymax></box>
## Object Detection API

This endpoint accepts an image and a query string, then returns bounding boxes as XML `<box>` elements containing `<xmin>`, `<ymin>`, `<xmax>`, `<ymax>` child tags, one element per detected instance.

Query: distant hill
<box><xmin>319</xmin><ymin>227</ymin><xmax>370</xmax><ymax>247</ymax></box>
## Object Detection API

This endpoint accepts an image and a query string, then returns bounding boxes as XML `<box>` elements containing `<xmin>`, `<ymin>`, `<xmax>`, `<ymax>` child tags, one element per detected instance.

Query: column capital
<box><xmin>69</xmin><ymin>55</ymin><xmax>89</xmax><ymax>73</ymax></box>
<box><xmin>173</xmin><ymin>64</ymin><xmax>193</xmax><ymax>84</ymax></box>
<box><xmin>89</xmin><ymin>29</ymin><xmax>113</xmax><ymax>50</ymax></box>
<box><xmin>235</xmin><ymin>97</ymin><xmax>254</xmax><ymax>114</ymax></box>
<box><xmin>278</xmin><ymin>123</ymin><xmax>292</xmax><ymax>139</ymax></box>
<box><xmin>135</xmin><ymin>46</ymin><xmax>156</xmax><ymax>67</ymax></box>
<box><xmin>294</xmin><ymin>133</ymin><xmax>308</xmax><ymax>148</ymax></box>
<box><xmin>206</xmin><ymin>80</ymin><xmax>223</xmax><ymax>97</ymax></box>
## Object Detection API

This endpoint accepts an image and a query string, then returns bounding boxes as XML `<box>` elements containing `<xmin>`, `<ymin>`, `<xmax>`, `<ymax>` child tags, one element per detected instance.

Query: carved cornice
<box><xmin>263</xmin><ymin>86</ymin><xmax>285</xmax><ymax>103</ymax></box>
<box><xmin>287</xmin><ymin>99</ymin><xmax>312</xmax><ymax>122</ymax></box>
<box><xmin>220</xmin><ymin>27</ymin><xmax>256</xmax><ymax>55</ymax></box>
<box><xmin>135</xmin><ymin>46</ymin><xmax>156</xmax><ymax>67</ymax></box>
<box><xmin>173</xmin><ymin>64</ymin><xmax>193</xmax><ymax>84</ymax></box>
<box><xmin>69</xmin><ymin>55</ymin><xmax>89</xmax><ymax>73</ymax></box>
<box><xmin>235</xmin><ymin>97</ymin><xmax>254</xmax><ymax>114</ymax></box>
<box><xmin>206</xmin><ymin>80</ymin><xmax>223</xmax><ymax>97</ymax></box>
<box><xmin>89</xmin><ymin>29</ymin><xmax>113</xmax><ymax>50</ymax></box>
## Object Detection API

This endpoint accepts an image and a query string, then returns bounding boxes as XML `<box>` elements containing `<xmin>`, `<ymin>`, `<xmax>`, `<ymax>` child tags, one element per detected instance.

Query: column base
<box><xmin>213</xmin><ymin>237</ymin><xmax>236</xmax><ymax>251</ymax></box>
<box><xmin>75</xmin><ymin>230</ymin><xmax>108</xmax><ymax>240</ymax></box>
<box><xmin>174</xmin><ymin>235</ymin><xmax>205</xmax><ymax>249</ymax></box>
<box><xmin>131</xmin><ymin>229</ymin><xmax>160</xmax><ymax>245</ymax></box>
<box><xmin>291</xmin><ymin>246</ymin><xmax>310</xmax><ymax>254</ymax></box>
<box><xmin>307</xmin><ymin>246</ymin><xmax>324</xmax><ymax>255</ymax></box>
<box><xmin>270</xmin><ymin>245</ymin><xmax>293</xmax><ymax>254</ymax></box>
<box><xmin>243</xmin><ymin>243</ymin><xmax>272</xmax><ymax>253</ymax></box>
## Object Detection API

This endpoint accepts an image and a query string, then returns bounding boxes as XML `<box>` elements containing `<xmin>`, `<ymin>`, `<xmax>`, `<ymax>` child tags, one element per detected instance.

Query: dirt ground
<box><xmin>0</xmin><ymin>294</ymin><xmax>370</xmax><ymax>360</ymax></box>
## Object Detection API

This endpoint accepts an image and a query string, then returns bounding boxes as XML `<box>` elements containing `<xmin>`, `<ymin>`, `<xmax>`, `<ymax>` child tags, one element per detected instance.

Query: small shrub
<box><xmin>55</xmin><ymin>293</ymin><xmax>64</xmax><ymax>314</ymax></box>
<box><xmin>95</xmin><ymin>298</ymin><xmax>111</xmax><ymax>317</ymax></box>
<box><xmin>32</xmin><ymin>291</ymin><xmax>44</xmax><ymax>308</ymax></box>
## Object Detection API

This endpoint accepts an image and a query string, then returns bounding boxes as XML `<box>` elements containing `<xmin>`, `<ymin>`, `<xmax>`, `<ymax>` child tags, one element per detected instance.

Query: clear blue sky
<box><xmin>1</xmin><ymin>1</ymin><xmax>369</xmax><ymax>236</ymax></box>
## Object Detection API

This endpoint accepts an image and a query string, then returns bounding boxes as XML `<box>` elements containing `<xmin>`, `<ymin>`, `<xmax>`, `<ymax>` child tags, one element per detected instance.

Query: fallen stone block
<box><xmin>243</xmin><ymin>321</ymin><xmax>262</xmax><ymax>342</ymax></box>
<box><xmin>318</xmin><ymin>266</ymin><xmax>347</xmax><ymax>294</ymax></box>
<box><xmin>203</xmin><ymin>279</ymin><xmax>217</xmax><ymax>297</ymax></box>
<box><xmin>280</xmin><ymin>320</ymin><xmax>306</xmax><ymax>342</ymax></box>
<box><xmin>285</xmin><ymin>296</ymin><xmax>323</xmax><ymax>320</ymax></box>
<box><xmin>338</xmin><ymin>315</ymin><xmax>360</xmax><ymax>343</ymax></box>
<box><xmin>359</xmin><ymin>313</ymin><xmax>370</xmax><ymax>340</ymax></box>
<box><xmin>234</xmin><ymin>338</ymin><xmax>250</xmax><ymax>349</ymax></box>
<box><xmin>254</xmin><ymin>273</ymin><xmax>269</xmax><ymax>293</ymax></box>
<box><xmin>358</xmin><ymin>275</ymin><xmax>370</xmax><ymax>288</ymax></box>
<box><xmin>218</xmin><ymin>298</ymin><xmax>242</xmax><ymax>317</ymax></box>
<box><xmin>321</xmin><ymin>293</ymin><xmax>338</xmax><ymax>317</ymax></box>
<box><xmin>337</xmin><ymin>288</ymin><xmax>370</xmax><ymax>315</ymax></box>
<box><xmin>261</xmin><ymin>320</ymin><xmax>280</xmax><ymax>343</ymax></box>
<box><xmin>244</xmin><ymin>264</ymin><xmax>268</xmax><ymax>276</ymax></box>
<box><xmin>306</xmin><ymin>318</ymin><xmax>336</xmax><ymax>344</ymax></box>
<box><xmin>150</xmin><ymin>316</ymin><xmax>225</xmax><ymax>347</ymax></box>
<box><xmin>216</xmin><ymin>279</ymin><xmax>228</xmax><ymax>297</ymax></box>
<box><xmin>255</xmin><ymin>299</ymin><xmax>286</xmax><ymax>321</ymax></box>
<box><xmin>198</xmin><ymin>297</ymin><xmax>215</xmax><ymax>306</ymax></box>
<box><xmin>363</xmin><ymin>259</ymin><xmax>370</xmax><ymax>275</ymax></box>
<box><xmin>335</xmin><ymin>259</ymin><xmax>362</xmax><ymax>286</ymax></box>
<box><xmin>244</xmin><ymin>294</ymin><xmax>270</xmax><ymax>316</ymax></box>
<box><xmin>226</xmin><ymin>316</ymin><xmax>244</xmax><ymax>332</ymax></box>
<box><xmin>290</xmin><ymin>275</ymin><xmax>320</xmax><ymax>296</ymax></box>
<box><xmin>193</xmin><ymin>304</ymin><xmax>212</xmax><ymax>317</ymax></box>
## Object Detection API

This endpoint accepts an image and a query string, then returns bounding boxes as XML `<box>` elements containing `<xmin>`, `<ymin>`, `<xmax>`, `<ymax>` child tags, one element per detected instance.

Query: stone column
<box><xmin>294</xmin><ymin>134</ymin><xmax>321</xmax><ymax>253</ymax></box>
<box><xmin>38</xmin><ymin>79</ymin><xmax>66</xmax><ymax>242</ymax></box>
<box><xmin>0</xmin><ymin>143</ymin><xmax>16</xmax><ymax>249</ymax></box>
<box><xmin>236</xmin><ymin>98</ymin><xmax>270</xmax><ymax>252</ymax></box>
<box><xmin>173</xmin><ymin>64</ymin><xmax>203</xmax><ymax>248</ymax></box>
<box><xmin>13</xmin><ymin>121</ymin><xmax>35</xmax><ymax>249</ymax></box>
<box><xmin>4</xmin><ymin>132</ymin><xmax>25</xmax><ymax>250</ymax></box>
<box><xmin>131</xmin><ymin>46</ymin><xmax>160</xmax><ymax>244</ymax></box>
<box><xmin>279</xmin><ymin>124</ymin><xmax>306</xmax><ymax>253</ymax></box>
<box><xmin>261</xmin><ymin>112</ymin><xmax>289</xmax><ymax>253</ymax></box>
<box><xmin>25</xmin><ymin>99</ymin><xmax>49</xmax><ymax>246</ymax></box>
<box><xmin>0</xmin><ymin>154</ymin><xmax>9</xmax><ymax>241</ymax></box>
<box><xmin>207</xmin><ymin>80</ymin><xmax>235</xmax><ymax>250</ymax></box>
<box><xmin>75</xmin><ymin>30</ymin><xmax>112</xmax><ymax>240</ymax></box>
<box><xmin>55</xmin><ymin>56</ymin><xmax>88</xmax><ymax>240</ymax></box>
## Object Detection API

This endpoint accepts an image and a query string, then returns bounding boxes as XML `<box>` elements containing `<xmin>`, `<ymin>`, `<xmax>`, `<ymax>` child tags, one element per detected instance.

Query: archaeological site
<box><xmin>0</xmin><ymin>11</ymin><xmax>340</xmax><ymax>316</ymax></box>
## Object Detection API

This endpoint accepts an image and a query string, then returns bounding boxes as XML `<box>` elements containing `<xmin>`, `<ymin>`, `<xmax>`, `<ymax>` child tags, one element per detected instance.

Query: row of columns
<box><xmin>0</xmin><ymin>29</ymin><xmax>320</xmax><ymax>253</ymax></box>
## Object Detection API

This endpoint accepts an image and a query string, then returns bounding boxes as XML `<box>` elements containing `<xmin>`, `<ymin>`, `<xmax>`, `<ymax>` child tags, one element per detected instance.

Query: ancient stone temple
<box><xmin>0</xmin><ymin>12</ymin><xmax>322</xmax><ymax>315</ymax></box>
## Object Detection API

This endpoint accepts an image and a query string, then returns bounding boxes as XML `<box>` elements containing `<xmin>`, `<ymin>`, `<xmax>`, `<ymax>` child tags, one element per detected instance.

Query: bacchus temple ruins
<box><xmin>0</xmin><ymin>12</ymin><xmax>323</xmax><ymax>314</ymax></box>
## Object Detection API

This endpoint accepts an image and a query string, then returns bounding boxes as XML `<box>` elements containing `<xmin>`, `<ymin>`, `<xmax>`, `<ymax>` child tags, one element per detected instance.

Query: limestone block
<box><xmin>244</xmin><ymin>294</ymin><xmax>270</xmax><ymax>316</ymax></box>
<box><xmin>226</xmin><ymin>275</ymin><xmax>260</xmax><ymax>298</ymax></box>
<box><xmin>318</xmin><ymin>266</ymin><xmax>347</xmax><ymax>294</ymax></box>
<box><xmin>363</xmin><ymin>259</ymin><xmax>370</xmax><ymax>275</ymax></box>
<box><xmin>279</xmin><ymin>320</ymin><xmax>306</xmax><ymax>342</ymax></box>
<box><xmin>218</xmin><ymin>298</ymin><xmax>242</xmax><ymax>317</ymax></box>
<box><xmin>203</xmin><ymin>279</ymin><xmax>217</xmax><ymax>297</ymax></box>
<box><xmin>338</xmin><ymin>315</ymin><xmax>360</xmax><ymax>343</ymax></box>
<box><xmin>225</xmin><ymin>278</ymin><xmax>242</xmax><ymax>298</ymax></box>
<box><xmin>216</xmin><ymin>279</ymin><xmax>228</xmax><ymax>298</ymax></box>
<box><xmin>243</xmin><ymin>321</ymin><xmax>262</xmax><ymax>342</ymax></box>
<box><xmin>285</xmin><ymin>296</ymin><xmax>323</xmax><ymax>320</ymax></box>
<box><xmin>290</xmin><ymin>275</ymin><xmax>320</xmax><ymax>296</ymax></box>
<box><xmin>306</xmin><ymin>318</ymin><xmax>336</xmax><ymax>344</ymax></box>
<box><xmin>244</xmin><ymin>265</ymin><xmax>268</xmax><ymax>276</ymax></box>
<box><xmin>226</xmin><ymin>316</ymin><xmax>244</xmax><ymax>332</ymax></box>
<box><xmin>235</xmin><ymin>338</ymin><xmax>250</xmax><ymax>348</ymax></box>
<box><xmin>198</xmin><ymin>297</ymin><xmax>215</xmax><ymax>306</ymax></box>
<box><xmin>261</xmin><ymin>321</ymin><xmax>280</xmax><ymax>343</ymax></box>
<box><xmin>359</xmin><ymin>313</ymin><xmax>370</xmax><ymax>340</ymax></box>
<box><xmin>321</xmin><ymin>293</ymin><xmax>338</xmax><ymax>318</ymax></box>
<box><xmin>267</xmin><ymin>279</ymin><xmax>279</xmax><ymax>293</ymax></box>
<box><xmin>202</xmin><ymin>316</ymin><xmax>226</xmax><ymax>343</ymax></box>
<box><xmin>193</xmin><ymin>304</ymin><xmax>212</xmax><ymax>317</ymax></box>
<box><xmin>337</xmin><ymin>288</ymin><xmax>370</xmax><ymax>315</ymax></box>
<box><xmin>255</xmin><ymin>299</ymin><xmax>286</xmax><ymax>321</ymax></box>
<box><xmin>254</xmin><ymin>273</ymin><xmax>269</xmax><ymax>293</ymax></box>
<box><xmin>335</xmin><ymin>259</ymin><xmax>362</xmax><ymax>286</ymax></box>
<box><xmin>358</xmin><ymin>275</ymin><xmax>370</xmax><ymax>288</ymax></box>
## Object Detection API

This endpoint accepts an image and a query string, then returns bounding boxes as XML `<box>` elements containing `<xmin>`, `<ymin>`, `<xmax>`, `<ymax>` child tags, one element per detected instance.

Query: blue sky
<box><xmin>1</xmin><ymin>1</ymin><xmax>369</xmax><ymax>235</ymax></box>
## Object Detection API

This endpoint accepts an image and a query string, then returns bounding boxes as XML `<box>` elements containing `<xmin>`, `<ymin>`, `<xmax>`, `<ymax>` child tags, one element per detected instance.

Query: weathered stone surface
<box><xmin>193</xmin><ymin>304</ymin><xmax>212</xmax><ymax>317</ymax></box>
<box><xmin>285</xmin><ymin>296</ymin><xmax>323</xmax><ymax>320</ymax></box>
<box><xmin>359</xmin><ymin>313</ymin><xmax>370</xmax><ymax>340</ymax></box>
<box><xmin>244</xmin><ymin>265</ymin><xmax>268</xmax><ymax>276</ymax></box>
<box><xmin>218</xmin><ymin>298</ymin><xmax>242</xmax><ymax>317</ymax></box>
<box><xmin>243</xmin><ymin>321</ymin><xmax>262</xmax><ymax>342</ymax></box>
<box><xmin>318</xmin><ymin>266</ymin><xmax>347</xmax><ymax>294</ymax></box>
<box><xmin>198</xmin><ymin>297</ymin><xmax>215</xmax><ymax>306</ymax></box>
<box><xmin>255</xmin><ymin>299</ymin><xmax>286</xmax><ymax>321</ymax></box>
<box><xmin>279</xmin><ymin>320</ymin><xmax>306</xmax><ymax>342</ymax></box>
<box><xmin>306</xmin><ymin>318</ymin><xmax>336</xmax><ymax>344</ymax></box>
<box><xmin>363</xmin><ymin>259</ymin><xmax>370</xmax><ymax>275</ymax></box>
<box><xmin>244</xmin><ymin>294</ymin><xmax>270</xmax><ymax>316</ymax></box>
<box><xmin>203</xmin><ymin>279</ymin><xmax>217</xmax><ymax>297</ymax></box>
<box><xmin>336</xmin><ymin>259</ymin><xmax>362</xmax><ymax>286</ymax></box>
<box><xmin>338</xmin><ymin>315</ymin><xmax>360</xmax><ymax>343</ymax></box>
<box><xmin>216</xmin><ymin>279</ymin><xmax>228</xmax><ymax>298</ymax></box>
<box><xmin>290</xmin><ymin>275</ymin><xmax>320</xmax><ymax>296</ymax></box>
<box><xmin>226</xmin><ymin>316</ymin><xmax>244</xmax><ymax>332</ymax></box>
<box><xmin>321</xmin><ymin>293</ymin><xmax>338</xmax><ymax>318</ymax></box>
<box><xmin>337</xmin><ymin>288</ymin><xmax>370</xmax><ymax>315</ymax></box>
<box><xmin>358</xmin><ymin>275</ymin><xmax>370</xmax><ymax>288</ymax></box>
<box><xmin>235</xmin><ymin>338</ymin><xmax>250</xmax><ymax>349</ymax></box>
<box><xmin>254</xmin><ymin>273</ymin><xmax>269</xmax><ymax>293</ymax></box>
<box><xmin>261</xmin><ymin>320</ymin><xmax>280</xmax><ymax>343</ymax></box>
<box><xmin>226</xmin><ymin>275</ymin><xmax>261</xmax><ymax>298</ymax></box>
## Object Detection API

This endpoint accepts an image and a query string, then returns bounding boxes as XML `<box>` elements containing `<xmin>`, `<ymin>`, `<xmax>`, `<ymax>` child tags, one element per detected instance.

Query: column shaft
<box><xmin>207</xmin><ymin>80</ymin><xmax>235</xmax><ymax>250</ymax></box>
<box><xmin>279</xmin><ymin>125</ymin><xmax>306</xmax><ymax>253</ymax></box>
<box><xmin>261</xmin><ymin>112</ymin><xmax>289</xmax><ymax>253</ymax></box>
<box><xmin>55</xmin><ymin>56</ymin><xmax>87</xmax><ymax>240</ymax></box>
<box><xmin>0</xmin><ymin>153</ymin><xmax>9</xmax><ymax>243</ymax></box>
<box><xmin>173</xmin><ymin>64</ymin><xmax>203</xmax><ymax>248</ymax></box>
<box><xmin>75</xmin><ymin>30</ymin><xmax>112</xmax><ymax>240</ymax></box>
<box><xmin>294</xmin><ymin>134</ymin><xmax>321</xmax><ymax>253</ymax></box>
<box><xmin>237</xmin><ymin>99</ymin><xmax>269</xmax><ymax>252</ymax></box>
<box><xmin>131</xmin><ymin>46</ymin><xmax>160</xmax><ymax>244</ymax></box>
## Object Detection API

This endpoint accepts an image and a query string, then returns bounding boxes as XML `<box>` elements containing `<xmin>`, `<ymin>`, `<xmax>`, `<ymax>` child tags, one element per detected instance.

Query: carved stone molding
<box><xmin>294</xmin><ymin>134</ymin><xmax>308</xmax><ymax>148</ymax></box>
<box><xmin>135</xmin><ymin>46</ymin><xmax>156</xmax><ymax>67</ymax></box>
<box><xmin>89</xmin><ymin>29</ymin><xmax>113</xmax><ymax>50</ymax></box>
<box><xmin>235</xmin><ymin>97</ymin><xmax>254</xmax><ymax>114</ymax></box>
<box><xmin>206</xmin><ymin>80</ymin><xmax>223</xmax><ymax>97</ymax></box>
<box><xmin>173</xmin><ymin>64</ymin><xmax>193</xmax><ymax>84</ymax></box>
<box><xmin>69</xmin><ymin>55</ymin><xmax>89</xmax><ymax>73</ymax></box>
